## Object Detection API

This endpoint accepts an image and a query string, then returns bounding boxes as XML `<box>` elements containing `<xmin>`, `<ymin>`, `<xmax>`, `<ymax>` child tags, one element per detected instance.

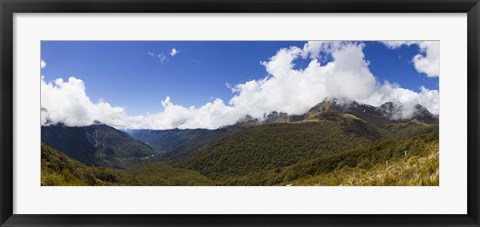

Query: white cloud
<box><xmin>170</xmin><ymin>48</ymin><xmax>179</xmax><ymax>57</ymax></box>
<box><xmin>381</xmin><ymin>41</ymin><xmax>439</xmax><ymax>77</ymax></box>
<box><xmin>126</xmin><ymin>97</ymin><xmax>244</xmax><ymax>130</ymax></box>
<box><xmin>42</xmin><ymin>41</ymin><xmax>439</xmax><ymax>130</ymax></box>
<box><xmin>41</xmin><ymin>59</ymin><xmax>46</xmax><ymax>69</ymax></box>
<box><xmin>157</xmin><ymin>53</ymin><xmax>168</xmax><ymax>62</ymax></box>
<box><xmin>412</xmin><ymin>41</ymin><xmax>440</xmax><ymax>77</ymax></box>
<box><xmin>359</xmin><ymin>82</ymin><xmax>439</xmax><ymax>119</ymax></box>
<box><xmin>148</xmin><ymin>49</ymin><xmax>179</xmax><ymax>63</ymax></box>
<box><xmin>228</xmin><ymin>42</ymin><xmax>377</xmax><ymax>118</ymax></box>
<box><xmin>382</xmin><ymin>41</ymin><xmax>419</xmax><ymax>49</ymax></box>
<box><xmin>41</xmin><ymin>76</ymin><xmax>129</xmax><ymax>127</ymax></box>
<box><xmin>147</xmin><ymin>52</ymin><xmax>168</xmax><ymax>63</ymax></box>
<box><xmin>40</xmin><ymin>76</ymin><xmax>244</xmax><ymax>129</ymax></box>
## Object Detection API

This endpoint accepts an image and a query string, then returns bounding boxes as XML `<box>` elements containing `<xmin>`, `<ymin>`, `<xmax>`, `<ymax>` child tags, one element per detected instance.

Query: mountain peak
<box><xmin>93</xmin><ymin>120</ymin><xmax>104</xmax><ymax>125</ymax></box>
<box><xmin>379</xmin><ymin>101</ymin><xmax>403</xmax><ymax>119</ymax></box>
<box><xmin>378</xmin><ymin>102</ymin><xmax>437</xmax><ymax>122</ymax></box>
<box><xmin>309</xmin><ymin>98</ymin><xmax>338</xmax><ymax>113</ymax></box>
<box><xmin>308</xmin><ymin>97</ymin><xmax>363</xmax><ymax>114</ymax></box>
<box><xmin>263</xmin><ymin>111</ymin><xmax>289</xmax><ymax>123</ymax></box>
<box><xmin>305</xmin><ymin>98</ymin><xmax>438</xmax><ymax>125</ymax></box>
<box><xmin>235</xmin><ymin>115</ymin><xmax>259</xmax><ymax>127</ymax></box>
<box><xmin>411</xmin><ymin>104</ymin><xmax>437</xmax><ymax>123</ymax></box>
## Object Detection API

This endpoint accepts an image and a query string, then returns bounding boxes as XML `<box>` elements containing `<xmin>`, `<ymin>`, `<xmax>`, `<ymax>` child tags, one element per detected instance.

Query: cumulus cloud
<box><xmin>124</xmin><ymin>97</ymin><xmax>244</xmax><ymax>130</ymax></box>
<box><xmin>41</xmin><ymin>59</ymin><xmax>46</xmax><ymax>69</ymax></box>
<box><xmin>412</xmin><ymin>41</ymin><xmax>440</xmax><ymax>77</ymax></box>
<box><xmin>40</xmin><ymin>76</ymin><xmax>245</xmax><ymax>129</ymax></box>
<box><xmin>42</xmin><ymin>41</ymin><xmax>439</xmax><ymax>129</ymax></box>
<box><xmin>228</xmin><ymin>41</ymin><xmax>377</xmax><ymax>118</ymax></box>
<box><xmin>41</xmin><ymin>76</ymin><xmax>129</xmax><ymax>127</ymax></box>
<box><xmin>170</xmin><ymin>48</ymin><xmax>179</xmax><ymax>57</ymax></box>
<box><xmin>381</xmin><ymin>41</ymin><xmax>439</xmax><ymax>77</ymax></box>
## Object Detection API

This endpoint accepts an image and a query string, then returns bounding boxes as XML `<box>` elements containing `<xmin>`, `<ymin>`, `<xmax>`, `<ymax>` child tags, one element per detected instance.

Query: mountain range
<box><xmin>41</xmin><ymin>99</ymin><xmax>439</xmax><ymax>186</ymax></box>
<box><xmin>42</xmin><ymin>122</ymin><xmax>155</xmax><ymax>168</ymax></box>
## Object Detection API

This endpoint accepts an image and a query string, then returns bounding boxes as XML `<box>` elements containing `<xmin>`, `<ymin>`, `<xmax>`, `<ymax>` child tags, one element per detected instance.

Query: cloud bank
<box><xmin>41</xmin><ymin>41</ymin><xmax>439</xmax><ymax>129</ymax></box>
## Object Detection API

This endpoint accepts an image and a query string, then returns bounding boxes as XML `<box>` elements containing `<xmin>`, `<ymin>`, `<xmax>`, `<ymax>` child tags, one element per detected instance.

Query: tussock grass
<box><xmin>290</xmin><ymin>141</ymin><xmax>439</xmax><ymax>186</ymax></box>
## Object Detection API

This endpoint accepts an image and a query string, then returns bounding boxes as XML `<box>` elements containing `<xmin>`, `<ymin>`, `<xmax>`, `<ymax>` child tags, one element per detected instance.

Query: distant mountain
<box><xmin>305</xmin><ymin>98</ymin><xmax>437</xmax><ymax>125</ymax></box>
<box><xmin>43</xmin><ymin>99</ymin><xmax>437</xmax><ymax>174</ymax></box>
<box><xmin>234</xmin><ymin>115</ymin><xmax>260</xmax><ymax>127</ymax></box>
<box><xmin>127</xmin><ymin>99</ymin><xmax>437</xmax><ymax>167</ymax></box>
<box><xmin>42</xmin><ymin>123</ymin><xmax>155</xmax><ymax>168</ymax></box>
<box><xmin>306</xmin><ymin>99</ymin><xmax>390</xmax><ymax>126</ymax></box>
<box><xmin>41</xmin><ymin>99</ymin><xmax>439</xmax><ymax>186</ymax></box>
<box><xmin>411</xmin><ymin>104</ymin><xmax>438</xmax><ymax>123</ymax></box>
<box><xmin>128</xmin><ymin>128</ymin><xmax>212</xmax><ymax>153</ymax></box>
<box><xmin>255</xmin><ymin>98</ymin><xmax>437</xmax><ymax>127</ymax></box>
<box><xmin>129</xmin><ymin>126</ymin><xmax>243</xmax><ymax>162</ymax></box>
<box><xmin>171</xmin><ymin>99</ymin><xmax>438</xmax><ymax>180</ymax></box>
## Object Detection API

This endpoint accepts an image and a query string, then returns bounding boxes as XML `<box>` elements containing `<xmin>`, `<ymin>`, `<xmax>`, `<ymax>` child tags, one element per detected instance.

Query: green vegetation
<box><xmin>156</xmin><ymin>127</ymin><xmax>240</xmax><ymax>162</ymax></box>
<box><xmin>41</xmin><ymin>143</ymin><xmax>138</xmax><ymax>186</ymax></box>
<box><xmin>291</xmin><ymin>140</ymin><xmax>439</xmax><ymax>186</ymax></box>
<box><xmin>178</xmin><ymin>121</ymin><xmax>377</xmax><ymax>180</ymax></box>
<box><xmin>383</xmin><ymin>120</ymin><xmax>437</xmax><ymax>140</ymax></box>
<box><xmin>217</xmin><ymin>131</ymin><xmax>438</xmax><ymax>186</ymax></box>
<box><xmin>129</xmin><ymin>163</ymin><xmax>214</xmax><ymax>186</ymax></box>
<box><xmin>42</xmin><ymin>124</ymin><xmax>155</xmax><ymax>168</ymax></box>
<box><xmin>42</xmin><ymin>128</ymin><xmax>439</xmax><ymax>186</ymax></box>
<box><xmin>42</xmin><ymin>143</ymin><xmax>214</xmax><ymax>186</ymax></box>
<box><xmin>128</xmin><ymin>128</ymin><xmax>212</xmax><ymax>152</ymax></box>
<box><xmin>41</xmin><ymin>100</ymin><xmax>440</xmax><ymax>186</ymax></box>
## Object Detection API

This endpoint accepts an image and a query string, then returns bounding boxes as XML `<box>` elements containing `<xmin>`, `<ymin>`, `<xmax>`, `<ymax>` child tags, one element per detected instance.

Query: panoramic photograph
<box><xmin>40</xmin><ymin>41</ymin><xmax>439</xmax><ymax>186</ymax></box>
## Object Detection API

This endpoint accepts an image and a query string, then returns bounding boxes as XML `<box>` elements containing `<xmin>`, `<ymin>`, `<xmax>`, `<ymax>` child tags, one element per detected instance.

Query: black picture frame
<box><xmin>1</xmin><ymin>0</ymin><xmax>479</xmax><ymax>226</ymax></box>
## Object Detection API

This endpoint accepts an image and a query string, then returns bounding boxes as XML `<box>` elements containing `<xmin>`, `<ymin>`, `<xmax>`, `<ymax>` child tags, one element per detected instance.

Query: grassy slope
<box><xmin>290</xmin><ymin>139</ymin><xmax>439</xmax><ymax>186</ymax></box>
<box><xmin>129</xmin><ymin>163</ymin><xmax>214</xmax><ymax>186</ymax></box>
<box><xmin>42</xmin><ymin>143</ymin><xmax>212</xmax><ymax>186</ymax></box>
<box><xmin>41</xmin><ymin>143</ymin><xmax>138</xmax><ymax>186</ymax></box>
<box><xmin>42</xmin><ymin>119</ymin><xmax>439</xmax><ymax>186</ymax></box>
<box><xmin>383</xmin><ymin>120</ymin><xmax>438</xmax><ymax>140</ymax></box>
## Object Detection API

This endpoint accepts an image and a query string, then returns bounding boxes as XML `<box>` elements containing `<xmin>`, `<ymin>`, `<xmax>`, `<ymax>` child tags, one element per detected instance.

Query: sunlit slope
<box><xmin>291</xmin><ymin>139</ymin><xmax>439</xmax><ymax>186</ymax></box>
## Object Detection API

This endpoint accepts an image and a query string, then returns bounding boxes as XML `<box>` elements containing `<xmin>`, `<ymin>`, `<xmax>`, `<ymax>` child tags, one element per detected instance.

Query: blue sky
<box><xmin>41</xmin><ymin>41</ymin><xmax>439</xmax><ymax>116</ymax></box>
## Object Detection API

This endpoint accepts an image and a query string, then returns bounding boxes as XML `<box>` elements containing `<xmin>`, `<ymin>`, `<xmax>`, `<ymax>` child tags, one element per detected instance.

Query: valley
<box><xmin>41</xmin><ymin>99</ymin><xmax>439</xmax><ymax>186</ymax></box>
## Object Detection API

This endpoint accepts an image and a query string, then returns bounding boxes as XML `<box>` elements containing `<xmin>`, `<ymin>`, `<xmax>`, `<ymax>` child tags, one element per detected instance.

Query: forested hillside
<box><xmin>41</xmin><ymin>100</ymin><xmax>439</xmax><ymax>186</ymax></box>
